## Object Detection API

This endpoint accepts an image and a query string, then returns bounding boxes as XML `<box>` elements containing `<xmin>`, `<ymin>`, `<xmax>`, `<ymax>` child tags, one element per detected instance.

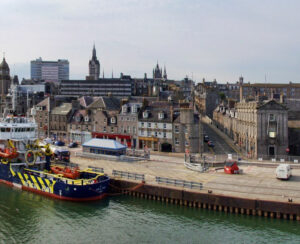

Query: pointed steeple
<box><xmin>92</xmin><ymin>44</ymin><xmax>96</xmax><ymax>59</ymax></box>
<box><xmin>163</xmin><ymin>65</ymin><xmax>167</xmax><ymax>79</ymax></box>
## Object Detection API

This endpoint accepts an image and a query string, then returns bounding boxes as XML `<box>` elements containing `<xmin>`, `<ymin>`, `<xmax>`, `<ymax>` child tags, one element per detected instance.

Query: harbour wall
<box><xmin>110</xmin><ymin>179</ymin><xmax>300</xmax><ymax>221</ymax></box>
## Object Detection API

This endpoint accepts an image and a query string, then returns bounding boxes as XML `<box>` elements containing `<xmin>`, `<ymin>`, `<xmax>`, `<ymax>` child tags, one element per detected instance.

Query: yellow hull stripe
<box><xmin>30</xmin><ymin>175</ymin><xmax>41</xmax><ymax>190</ymax></box>
<box><xmin>18</xmin><ymin>172</ymin><xmax>25</xmax><ymax>185</ymax></box>
<box><xmin>37</xmin><ymin>177</ymin><xmax>47</xmax><ymax>191</ymax></box>
<box><xmin>23</xmin><ymin>174</ymin><xmax>33</xmax><ymax>188</ymax></box>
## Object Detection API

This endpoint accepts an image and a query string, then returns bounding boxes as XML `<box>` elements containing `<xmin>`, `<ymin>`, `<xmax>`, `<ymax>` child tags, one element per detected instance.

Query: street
<box><xmin>202</xmin><ymin>123</ymin><xmax>236</xmax><ymax>155</ymax></box>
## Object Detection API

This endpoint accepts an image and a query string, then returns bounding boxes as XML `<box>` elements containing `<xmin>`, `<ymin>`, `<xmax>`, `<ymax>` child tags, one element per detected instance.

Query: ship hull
<box><xmin>0</xmin><ymin>164</ymin><xmax>110</xmax><ymax>201</ymax></box>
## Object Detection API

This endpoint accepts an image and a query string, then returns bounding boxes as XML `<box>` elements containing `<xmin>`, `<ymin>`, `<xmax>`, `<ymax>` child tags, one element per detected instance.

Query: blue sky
<box><xmin>1</xmin><ymin>0</ymin><xmax>300</xmax><ymax>83</ymax></box>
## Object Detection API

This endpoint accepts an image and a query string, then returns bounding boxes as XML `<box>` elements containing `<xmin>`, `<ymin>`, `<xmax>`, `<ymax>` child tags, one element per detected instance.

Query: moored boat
<box><xmin>0</xmin><ymin>116</ymin><xmax>110</xmax><ymax>201</ymax></box>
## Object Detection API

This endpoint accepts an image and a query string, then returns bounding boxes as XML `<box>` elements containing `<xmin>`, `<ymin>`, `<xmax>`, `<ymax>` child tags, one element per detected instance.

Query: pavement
<box><xmin>72</xmin><ymin>153</ymin><xmax>300</xmax><ymax>203</ymax></box>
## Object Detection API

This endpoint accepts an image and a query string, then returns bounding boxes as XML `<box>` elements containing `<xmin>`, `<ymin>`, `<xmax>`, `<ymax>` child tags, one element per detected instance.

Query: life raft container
<box><xmin>51</xmin><ymin>166</ymin><xmax>80</xmax><ymax>179</ymax></box>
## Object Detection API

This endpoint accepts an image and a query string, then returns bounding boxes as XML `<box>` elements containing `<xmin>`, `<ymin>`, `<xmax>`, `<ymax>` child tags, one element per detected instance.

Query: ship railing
<box><xmin>88</xmin><ymin>166</ymin><xmax>104</xmax><ymax>173</ymax></box>
<box><xmin>112</xmin><ymin>170</ymin><xmax>145</xmax><ymax>181</ymax></box>
<box><xmin>155</xmin><ymin>176</ymin><xmax>203</xmax><ymax>190</ymax></box>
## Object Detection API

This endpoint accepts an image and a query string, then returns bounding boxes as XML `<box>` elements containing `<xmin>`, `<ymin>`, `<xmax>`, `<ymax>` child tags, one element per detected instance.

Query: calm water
<box><xmin>0</xmin><ymin>185</ymin><xmax>299</xmax><ymax>244</ymax></box>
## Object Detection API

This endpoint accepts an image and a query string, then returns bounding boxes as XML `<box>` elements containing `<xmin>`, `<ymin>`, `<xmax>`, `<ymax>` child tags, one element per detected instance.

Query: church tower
<box><xmin>153</xmin><ymin>62</ymin><xmax>162</xmax><ymax>79</ymax></box>
<box><xmin>89</xmin><ymin>45</ymin><xmax>100</xmax><ymax>80</ymax></box>
<box><xmin>163</xmin><ymin>65</ymin><xmax>167</xmax><ymax>79</ymax></box>
<box><xmin>0</xmin><ymin>56</ymin><xmax>11</xmax><ymax>114</ymax></box>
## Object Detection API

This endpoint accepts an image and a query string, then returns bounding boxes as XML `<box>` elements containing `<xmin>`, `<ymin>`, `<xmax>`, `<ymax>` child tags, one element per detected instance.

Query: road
<box><xmin>202</xmin><ymin>123</ymin><xmax>236</xmax><ymax>155</ymax></box>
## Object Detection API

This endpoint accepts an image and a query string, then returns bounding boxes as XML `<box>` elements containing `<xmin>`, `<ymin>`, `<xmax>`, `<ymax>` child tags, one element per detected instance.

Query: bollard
<box><xmin>218</xmin><ymin>205</ymin><xmax>222</xmax><ymax>212</ymax></box>
<box><xmin>270</xmin><ymin>212</ymin><xmax>274</xmax><ymax>218</ymax></box>
<box><xmin>241</xmin><ymin>208</ymin><xmax>244</xmax><ymax>214</ymax></box>
<box><xmin>264</xmin><ymin>212</ymin><xmax>268</xmax><ymax>218</ymax></box>
<box><xmin>224</xmin><ymin>206</ymin><xmax>228</xmax><ymax>213</ymax></box>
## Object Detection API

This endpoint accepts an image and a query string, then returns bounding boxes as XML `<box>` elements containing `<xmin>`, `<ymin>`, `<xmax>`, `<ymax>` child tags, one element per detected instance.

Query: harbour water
<box><xmin>0</xmin><ymin>184</ymin><xmax>299</xmax><ymax>244</ymax></box>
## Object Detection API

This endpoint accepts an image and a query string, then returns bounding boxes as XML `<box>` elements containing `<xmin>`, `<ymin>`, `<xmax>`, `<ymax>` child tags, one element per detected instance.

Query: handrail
<box><xmin>112</xmin><ymin>170</ymin><xmax>145</xmax><ymax>181</ymax></box>
<box><xmin>155</xmin><ymin>176</ymin><xmax>202</xmax><ymax>190</ymax></box>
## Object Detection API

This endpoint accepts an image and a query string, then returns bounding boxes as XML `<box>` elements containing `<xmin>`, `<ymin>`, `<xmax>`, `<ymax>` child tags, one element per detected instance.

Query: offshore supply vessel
<box><xmin>0</xmin><ymin>116</ymin><xmax>110</xmax><ymax>201</ymax></box>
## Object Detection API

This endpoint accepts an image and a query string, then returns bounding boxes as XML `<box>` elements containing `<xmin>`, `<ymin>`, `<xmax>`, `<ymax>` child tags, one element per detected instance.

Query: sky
<box><xmin>1</xmin><ymin>0</ymin><xmax>300</xmax><ymax>83</ymax></box>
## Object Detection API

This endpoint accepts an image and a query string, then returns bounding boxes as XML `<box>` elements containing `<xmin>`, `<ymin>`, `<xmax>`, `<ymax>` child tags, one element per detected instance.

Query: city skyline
<box><xmin>1</xmin><ymin>0</ymin><xmax>300</xmax><ymax>83</ymax></box>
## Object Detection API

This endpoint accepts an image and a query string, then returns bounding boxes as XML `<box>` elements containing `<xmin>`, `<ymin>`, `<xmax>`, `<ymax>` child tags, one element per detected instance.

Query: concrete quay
<box><xmin>71</xmin><ymin>153</ymin><xmax>300</xmax><ymax>220</ymax></box>
<box><xmin>73</xmin><ymin>154</ymin><xmax>300</xmax><ymax>203</ymax></box>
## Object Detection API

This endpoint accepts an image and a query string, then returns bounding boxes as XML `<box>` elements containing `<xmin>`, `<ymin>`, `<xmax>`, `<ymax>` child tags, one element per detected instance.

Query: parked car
<box><xmin>207</xmin><ymin>141</ymin><xmax>215</xmax><ymax>147</ymax></box>
<box><xmin>204</xmin><ymin>135</ymin><xmax>209</xmax><ymax>142</ymax></box>
<box><xmin>68</xmin><ymin>142</ymin><xmax>78</xmax><ymax>148</ymax></box>
<box><xmin>224</xmin><ymin>161</ymin><xmax>239</xmax><ymax>174</ymax></box>
<box><xmin>276</xmin><ymin>164</ymin><xmax>291</xmax><ymax>180</ymax></box>
<box><xmin>55</xmin><ymin>141</ymin><xmax>65</xmax><ymax>146</ymax></box>
<box><xmin>54</xmin><ymin>148</ymin><xmax>70</xmax><ymax>162</ymax></box>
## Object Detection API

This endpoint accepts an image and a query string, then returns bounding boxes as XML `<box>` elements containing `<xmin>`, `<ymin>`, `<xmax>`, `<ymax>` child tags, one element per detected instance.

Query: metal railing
<box><xmin>155</xmin><ymin>176</ymin><xmax>203</xmax><ymax>190</ymax></box>
<box><xmin>257</xmin><ymin>155</ymin><xmax>300</xmax><ymax>163</ymax></box>
<box><xmin>126</xmin><ymin>149</ymin><xmax>150</xmax><ymax>159</ymax></box>
<box><xmin>112</xmin><ymin>170</ymin><xmax>145</xmax><ymax>181</ymax></box>
<box><xmin>88</xmin><ymin>166</ymin><xmax>104</xmax><ymax>173</ymax></box>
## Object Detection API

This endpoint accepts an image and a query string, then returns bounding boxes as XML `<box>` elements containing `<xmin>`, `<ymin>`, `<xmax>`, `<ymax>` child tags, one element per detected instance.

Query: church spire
<box><xmin>92</xmin><ymin>44</ymin><xmax>96</xmax><ymax>59</ymax></box>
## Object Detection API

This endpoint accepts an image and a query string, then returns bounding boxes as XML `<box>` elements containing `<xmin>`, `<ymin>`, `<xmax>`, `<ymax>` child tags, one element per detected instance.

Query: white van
<box><xmin>276</xmin><ymin>164</ymin><xmax>292</xmax><ymax>180</ymax></box>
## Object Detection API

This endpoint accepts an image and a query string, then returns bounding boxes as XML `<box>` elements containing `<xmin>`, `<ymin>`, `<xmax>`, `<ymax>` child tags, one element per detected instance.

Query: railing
<box><xmin>112</xmin><ymin>170</ymin><xmax>145</xmax><ymax>181</ymax></box>
<box><xmin>126</xmin><ymin>149</ymin><xmax>150</xmax><ymax>159</ymax></box>
<box><xmin>257</xmin><ymin>155</ymin><xmax>300</xmax><ymax>163</ymax></box>
<box><xmin>88</xmin><ymin>166</ymin><xmax>104</xmax><ymax>173</ymax></box>
<box><xmin>155</xmin><ymin>176</ymin><xmax>203</xmax><ymax>190</ymax></box>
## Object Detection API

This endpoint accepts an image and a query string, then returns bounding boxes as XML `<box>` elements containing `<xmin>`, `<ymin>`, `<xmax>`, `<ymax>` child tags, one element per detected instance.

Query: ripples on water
<box><xmin>0</xmin><ymin>185</ymin><xmax>299</xmax><ymax>244</ymax></box>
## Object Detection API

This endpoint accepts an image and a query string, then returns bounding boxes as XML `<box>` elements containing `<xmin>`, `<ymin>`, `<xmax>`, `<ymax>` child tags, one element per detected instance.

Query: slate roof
<box><xmin>51</xmin><ymin>103</ymin><xmax>72</xmax><ymax>115</ymax></box>
<box><xmin>79</xmin><ymin>96</ymin><xmax>97</xmax><ymax>108</ymax></box>
<box><xmin>88</xmin><ymin>96</ymin><xmax>120</xmax><ymax>110</ymax></box>
<box><xmin>82</xmin><ymin>138</ymin><xmax>127</xmax><ymax>150</ymax></box>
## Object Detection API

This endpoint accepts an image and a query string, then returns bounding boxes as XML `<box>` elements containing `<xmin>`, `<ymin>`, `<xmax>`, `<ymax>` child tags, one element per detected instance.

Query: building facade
<box><xmin>31</xmin><ymin>58</ymin><xmax>69</xmax><ymax>82</ymax></box>
<box><xmin>88</xmin><ymin>45</ymin><xmax>100</xmax><ymax>80</ymax></box>
<box><xmin>213</xmin><ymin>99</ymin><xmax>288</xmax><ymax>158</ymax></box>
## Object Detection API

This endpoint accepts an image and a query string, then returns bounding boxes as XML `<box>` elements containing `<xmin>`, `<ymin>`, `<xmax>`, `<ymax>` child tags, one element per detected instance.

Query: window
<box><xmin>143</xmin><ymin>111</ymin><xmax>148</xmax><ymax>118</ymax></box>
<box><xmin>175</xmin><ymin>138</ymin><xmax>179</xmax><ymax>145</ymax></box>
<box><xmin>111</xmin><ymin>127</ymin><xmax>114</xmax><ymax>133</ymax></box>
<box><xmin>127</xmin><ymin>126</ymin><xmax>130</xmax><ymax>133</ymax></box>
<box><xmin>154</xmin><ymin>131</ymin><xmax>158</xmax><ymax>137</ymax></box>
<box><xmin>141</xmin><ymin>130</ymin><xmax>144</xmax><ymax>136</ymax></box>
<box><xmin>175</xmin><ymin>125</ymin><xmax>179</xmax><ymax>133</ymax></box>
<box><xmin>163</xmin><ymin>123</ymin><xmax>166</xmax><ymax>129</ymax></box>
<box><xmin>133</xmin><ymin>127</ymin><xmax>136</xmax><ymax>134</ymax></box>
<box><xmin>147</xmin><ymin>131</ymin><xmax>151</xmax><ymax>137</ymax></box>
<box><xmin>148</xmin><ymin>123</ymin><xmax>151</xmax><ymax>128</ymax></box>
<box><xmin>111</xmin><ymin>117</ymin><xmax>116</xmax><ymax>124</ymax></box>
<box><xmin>158</xmin><ymin>112</ymin><xmax>164</xmax><ymax>119</ymax></box>
<box><xmin>269</xmin><ymin>114</ymin><xmax>275</xmax><ymax>122</ymax></box>
<box><xmin>163</xmin><ymin>132</ymin><xmax>166</xmax><ymax>138</ymax></box>
<box><xmin>103</xmin><ymin>126</ymin><xmax>106</xmax><ymax>132</ymax></box>
<box><xmin>141</xmin><ymin>122</ymin><xmax>144</xmax><ymax>127</ymax></box>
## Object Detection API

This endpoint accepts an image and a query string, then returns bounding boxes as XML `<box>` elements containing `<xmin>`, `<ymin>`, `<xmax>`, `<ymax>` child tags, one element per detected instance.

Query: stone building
<box><xmin>138</xmin><ymin>101</ymin><xmax>174</xmax><ymax>151</ymax></box>
<box><xmin>34</xmin><ymin>97</ymin><xmax>55</xmax><ymax>138</ymax></box>
<box><xmin>88</xmin><ymin>45</ymin><xmax>100</xmax><ymax>80</ymax></box>
<box><xmin>213</xmin><ymin>99</ymin><xmax>288</xmax><ymax>158</ymax></box>
<box><xmin>0</xmin><ymin>57</ymin><xmax>11</xmax><ymax>114</ymax></box>
<box><xmin>50</xmin><ymin>102</ymin><xmax>73</xmax><ymax>141</ymax></box>
<box><xmin>173</xmin><ymin>107</ymin><xmax>201</xmax><ymax>153</ymax></box>
<box><xmin>117</xmin><ymin>101</ymin><xmax>142</xmax><ymax>148</ymax></box>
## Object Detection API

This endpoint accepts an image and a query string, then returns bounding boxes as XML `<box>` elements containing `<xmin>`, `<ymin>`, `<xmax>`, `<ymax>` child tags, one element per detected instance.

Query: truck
<box><xmin>276</xmin><ymin>164</ymin><xmax>292</xmax><ymax>180</ymax></box>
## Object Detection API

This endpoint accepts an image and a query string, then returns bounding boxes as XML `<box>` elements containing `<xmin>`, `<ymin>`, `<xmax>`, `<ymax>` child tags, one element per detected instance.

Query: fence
<box><xmin>257</xmin><ymin>155</ymin><xmax>300</xmax><ymax>164</ymax></box>
<box><xmin>155</xmin><ymin>176</ymin><xmax>203</xmax><ymax>190</ymax></box>
<box><xmin>126</xmin><ymin>149</ymin><xmax>150</xmax><ymax>159</ymax></box>
<box><xmin>112</xmin><ymin>170</ymin><xmax>145</xmax><ymax>181</ymax></box>
<box><xmin>88</xmin><ymin>166</ymin><xmax>104</xmax><ymax>173</ymax></box>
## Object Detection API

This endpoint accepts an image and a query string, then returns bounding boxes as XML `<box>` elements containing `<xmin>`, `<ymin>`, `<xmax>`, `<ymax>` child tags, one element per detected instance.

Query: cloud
<box><xmin>1</xmin><ymin>0</ymin><xmax>300</xmax><ymax>82</ymax></box>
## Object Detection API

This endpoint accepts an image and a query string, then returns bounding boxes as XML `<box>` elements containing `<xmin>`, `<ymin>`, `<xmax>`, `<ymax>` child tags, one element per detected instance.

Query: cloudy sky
<box><xmin>1</xmin><ymin>0</ymin><xmax>300</xmax><ymax>83</ymax></box>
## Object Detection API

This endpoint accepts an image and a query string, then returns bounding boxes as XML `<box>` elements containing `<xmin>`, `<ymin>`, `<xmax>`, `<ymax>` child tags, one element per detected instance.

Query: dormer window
<box><xmin>158</xmin><ymin>112</ymin><xmax>164</xmax><ymax>120</ymax></box>
<box><xmin>143</xmin><ymin>111</ymin><xmax>149</xmax><ymax>118</ymax></box>
<box><xmin>84</xmin><ymin>116</ymin><xmax>89</xmax><ymax>122</ymax></box>
<box><xmin>122</xmin><ymin>105</ymin><xmax>128</xmax><ymax>114</ymax></box>
<box><xmin>111</xmin><ymin>117</ymin><xmax>116</xmax><ymax>124</ymax></box>
<box><xmin>132</xmin><ymin>105</ymin><xmax>138</xmax><ymax>114</ymax></box>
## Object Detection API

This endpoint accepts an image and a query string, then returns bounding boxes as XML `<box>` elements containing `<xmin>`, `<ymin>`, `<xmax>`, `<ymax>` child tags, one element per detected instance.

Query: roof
<box><xmin>82</xmin><ymin>138</ymin><xmax>127</xmax><ymax>150</ymax></box>
<box><xmin>79</xmin><ymin>96</ymin><xmax>97</xmax><ymax>108</ymax></box>
<box><xmin>0</xmin><ymin>58</ymin><xmax>9</xmax><ymax>70</ymax></box>
<box><xmin>51</xmin><ymin>103</ymin><xmax>72</xmax><ymax>115</ymax></box>
<box><xmin>88</xmin><ymin>96</ymin><xmax>120</xmax><ymax>110</ymax></box>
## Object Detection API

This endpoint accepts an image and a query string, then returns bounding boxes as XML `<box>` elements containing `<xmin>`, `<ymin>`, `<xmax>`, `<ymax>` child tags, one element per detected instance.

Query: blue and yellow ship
<box><xmin>0</xmin><ymin>116</ymin><xmax>110</xmax><ymax>201</ymax></box>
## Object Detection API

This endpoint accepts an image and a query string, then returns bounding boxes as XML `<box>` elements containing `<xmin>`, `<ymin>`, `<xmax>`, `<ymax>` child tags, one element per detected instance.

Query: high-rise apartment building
<box><xmin>31</xmin><ymin>58</ymin><xmax>69</xmax><ymax>82</ymax></box>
